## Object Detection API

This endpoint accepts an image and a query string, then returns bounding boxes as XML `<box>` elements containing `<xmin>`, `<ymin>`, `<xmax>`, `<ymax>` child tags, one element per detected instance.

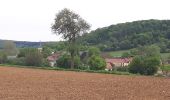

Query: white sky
<box><xmin>0</xmin><ymin>0</ymin><xmax>170</xmax><ymax>42</ymax></box>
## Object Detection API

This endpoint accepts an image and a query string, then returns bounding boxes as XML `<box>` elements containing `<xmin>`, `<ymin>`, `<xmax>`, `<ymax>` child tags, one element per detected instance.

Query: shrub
<box><xmin>57</xmin><ymin>54</ymin><xmax>81</xmax><ymax>69</ymax></box>
<box><xmin>129</xmin><ymin>56</ymin><xmax>160</xmax><ymax>75</ymax></box>
<box><xmin>42</xmin><ymin>46</ymin><xmax>52</xmax><ymax>58</ymax></box>
<box><xmin>57</xmin><ymin>54</ymin><xmax>70</xmax><ymax>68</ymax></box>
<box><xmin>116</xmin><ymin>67</ymin><xmax>129</xmax><ymax>72</ymax></box>
<box><xmin>25</xmin><ymin>50</ymin><xmax>43</xmax><ymax>66</ymax></box>
<box><xmin>42</xmin><ymin>58</ymin><xmax>50</xmax><ymax>67</ymax></box>
<box><xmin>18</xmin><ymin>48</ymin><xmax>38</xmax><ymax>57</ymax></box>
<box><xmin>7</xmin><ymin>57</ymin><xmax>25</xmax><ymax>65</ymax></box>
<box><xmin>88</xmin><ymin>55</ymin><xmax>106</xmax><ymax>70</ymax></box>
<box><xmin>88</xmin><ymin>47</ymin><xmax>100</xmax><ymax>57</ymax></box>
<box><xmin>0</xmin><ymin>52</ymin><xmax>7</xmax><ymax>64</ymax></box>
<box><xmin>143</xmin><ymin>57</ymin><xmax>160</xmax><ymax>75</ymax></box>
<box><xmin>77</xmin><ymin>64</ymin><xmax>89</xmax><ymax>70</ymax></box>
<box><xmin>129</xmin><ymin>56</ymin><xmax>143</xmax><ymax>74</ymax></box>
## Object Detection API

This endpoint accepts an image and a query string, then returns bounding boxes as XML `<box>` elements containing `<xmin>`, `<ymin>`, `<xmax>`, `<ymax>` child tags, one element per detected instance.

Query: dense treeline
<box><xmin>80</xmin><ymin>19</ymin><xmax>170</xmax><ymax>52</ymax></box>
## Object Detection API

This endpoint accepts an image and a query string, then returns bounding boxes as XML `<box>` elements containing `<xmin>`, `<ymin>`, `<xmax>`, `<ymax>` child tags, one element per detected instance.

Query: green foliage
<box><xmin>116</xmin><ymin>67</ymin><xmax>129</xmax><ymax>72</ymax></box>
<box><xmin>110</xmin><ymin>50</ymin><xmax>130</xmax><ymax>57</ymax></box>
<box><xmin>42</xmin><ymin>58</ymin><xmax>50</xmax><ymax>67</ymax></box>
<box><xmin>144</xmin><ymin>57</ymin><xmax>160</xmax><ymax>75</ymax></box>
<box><xmin>77</xmin><ymin>64</ymin><xmax>89</xmax><ymax>70</ymax></box>
<box><xmin>18</xmin><ymin>48</ymin><xmax>37</xmax><ymax>58</ymax></box>
<box><xmin>129</xmin><ymin>56</ymin><xmax>143</xmax><ymax>74</ymax></box>
<box><xmin>81</xmin><ymin>20</ymin><xmax>170</xmax><ymax>52</ymax></box>
<box><xmin>129</xmin><ymin>46</ymin><xmax>161</xmax><ymax>75</ymax></box>
<box><xmin>43</xmin><ymin>41</ymin><xmax>67</xmax><ymax>51</ymax></box>
<box><xmin>161</xmin><ymin>65</ymin><xmax>170</xmax><ymax>71</ymax></box>
<box><xmin>42</xmin><ymin>46</ymin><xmax>52</xmax><ymax>58</ymax></box>
<box><xmin>7</xmin><ymin>57</ymin><xmax>25</xmax><ymax>65</ymax></box>
<box><xmin>121</xmin><ymin>52</ymin><xmax>131</xmax><ymax>58</ymax></box>
<box><xmin>129</xmin><ymin>56</ymin><xmax>160</xmax><ymax>75</ymax></box>
<box><xmin>57</xmin><ymin>54</ymin><xmax>71</xmax><ymax>69</ymax></box>
<box><xmin>57</xmin><ymin>54</ymin><xmax>81</xmax><ymax>69</ymax></box>
<box><xmin>88</xmin><ymin>47</ymin><xmax>100</xmax><ymax>57</ymax></box>
<box><xmin>25</xmin><ymin>49</ymin><xmax>43</xmax><ymax>66</ymax></box>
<box><xmin>0</xmin><ymin>51</ymin><xmax>7</xmax><ymax>64</ymax></box>
<box><xmin>17</xmin><ymin>48</ymin><xmax>28</xmax><ymax>57</ymax></box>
<box><xmin>88</xmin><ymin>55</ymin><xmax>106</xmax><ymax>70</ymax></box>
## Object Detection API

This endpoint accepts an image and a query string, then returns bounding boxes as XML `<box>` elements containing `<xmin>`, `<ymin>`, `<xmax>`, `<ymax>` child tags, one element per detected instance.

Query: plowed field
<box><xmin>0</xmin><ymin>66</ymin><xmax>170</xmax><ymax>100</ymax></box>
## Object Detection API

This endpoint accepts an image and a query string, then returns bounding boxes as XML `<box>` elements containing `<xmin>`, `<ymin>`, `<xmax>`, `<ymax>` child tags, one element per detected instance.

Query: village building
<box><xmin>105</xmin><ymin>57</ymin><xmax>132</xmax><ymax>71</ymax></box>
<box><xmin>47</xmin><ymin>52</ymin><xmax>61</xmax><ymax>67</ymax></box>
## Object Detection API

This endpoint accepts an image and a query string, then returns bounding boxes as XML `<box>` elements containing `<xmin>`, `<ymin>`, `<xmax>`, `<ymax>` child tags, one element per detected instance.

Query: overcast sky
<box><xmin>0</xmin><ymin>0</ymin><xmax>170</xmax><ymax>42</ymax></box>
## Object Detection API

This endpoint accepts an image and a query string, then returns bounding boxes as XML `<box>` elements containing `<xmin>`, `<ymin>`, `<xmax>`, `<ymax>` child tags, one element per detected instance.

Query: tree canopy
<box><xmin>80</xmin><ymin>19</ymin><xmax>170</xmax><ymax>52</ymax></box>
<box><xmin>51</xmin><ymin>8</ymin><xmax>90</xmax><ymax>69</ymax></box>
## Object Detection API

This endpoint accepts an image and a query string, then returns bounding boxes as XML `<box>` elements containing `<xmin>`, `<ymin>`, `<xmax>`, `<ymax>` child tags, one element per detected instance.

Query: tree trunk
<box><xmin>70</xmin><ymin>35</ymin><xmax>76</xmax><ymax>69</ymax></box>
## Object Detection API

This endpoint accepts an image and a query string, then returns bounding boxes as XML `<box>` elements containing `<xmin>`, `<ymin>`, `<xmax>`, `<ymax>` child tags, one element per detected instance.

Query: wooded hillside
<box><xmin>81</xmin><ymin>19</ymin><xmax>170</xmax><ymax>52</ymax></box>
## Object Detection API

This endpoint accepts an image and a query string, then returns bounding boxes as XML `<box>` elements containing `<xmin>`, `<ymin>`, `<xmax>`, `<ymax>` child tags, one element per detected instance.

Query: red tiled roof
<box><xmin>105</xmin><ymin>58</ymin><xmax>132</xmax><ymax>63</ymax></box>
<box><xmin>47</xmin><ymin>53</ymin><xmax>61</xmax><ymax>61</ymax></box>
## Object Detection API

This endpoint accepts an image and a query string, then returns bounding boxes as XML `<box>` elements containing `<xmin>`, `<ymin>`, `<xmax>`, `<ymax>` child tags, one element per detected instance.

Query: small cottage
<box><xmin>47</xmin><ymin>53</ymin><xmax>61</xmax><ymax>67</ymax></box>
<box><xmin>105</xmin><ymin>57</ymin><xmax>132</xmax><ymax>71</ymax></box>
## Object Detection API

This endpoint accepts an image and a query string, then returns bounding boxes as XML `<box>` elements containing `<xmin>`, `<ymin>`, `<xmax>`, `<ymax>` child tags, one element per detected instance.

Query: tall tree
<box><xmin>51</xmin><ymin>8</ymin><xmax>90</xmax><ymax>69</ymax></box>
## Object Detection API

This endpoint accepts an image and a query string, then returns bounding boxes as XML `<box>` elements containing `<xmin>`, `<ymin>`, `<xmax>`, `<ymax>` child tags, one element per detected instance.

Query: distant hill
<box><xmin>0</xmin><ymin>40</ymin><xmax>46</xmax><ymax>48</ymax></box>
<box><xmin>14</xmin><ymin>41</ymin><xmax>44</xmax><ymax>48</ymax></box>
<box><xmin>81</xmin><ymin>19</ymin><xmax>170</xmax><ymax>52</ymax></box>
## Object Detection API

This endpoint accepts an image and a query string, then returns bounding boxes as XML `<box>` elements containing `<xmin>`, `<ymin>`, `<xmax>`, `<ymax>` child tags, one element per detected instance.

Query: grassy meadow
<box><xmin>109</xmin><ymin>50</ymin><xmax>170</xmax><ymax>60</ymax></box>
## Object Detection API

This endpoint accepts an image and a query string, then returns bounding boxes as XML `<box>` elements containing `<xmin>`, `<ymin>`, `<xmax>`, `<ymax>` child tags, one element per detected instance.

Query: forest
<box><xmin>80</xmin><ymin>19</ymin><xmax>170</xmax><ymax>52</ymax></box>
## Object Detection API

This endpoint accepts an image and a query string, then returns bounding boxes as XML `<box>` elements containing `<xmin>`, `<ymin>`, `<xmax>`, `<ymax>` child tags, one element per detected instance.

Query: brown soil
<box><xmin>0</xmin><ymin>66</ymin><xmax>170</xmax><ymax>100</ymax></box>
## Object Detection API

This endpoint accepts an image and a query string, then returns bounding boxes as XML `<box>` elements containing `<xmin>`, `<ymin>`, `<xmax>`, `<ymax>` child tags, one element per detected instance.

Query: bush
<box><xmin>77</xmin><ymin>64</ymin><xmax>89</xmax><ymax>70</ymax></box>
<box><xmin>88</xmin><ymin>47</ymin><xmax>100</xmax><ymax>57</ymax></box>
<box><xmin>42</xmin><ymin>58</ymin><xmax>50</xmax><ymax>67</ymax></box>
<box><xmin>25</xmin><ymin>50</ymin><xmax>43</xmax><ymax>66</ymax></box>
<box><xmin>143</xmin><ymin>57</ymin><xmax>160</xmax><ymax>75</ymax></box>
<box><xmin>57</xmin><ymin>54</ymin><xmax>81</xmax><ymax>69</ymax></box>
<box><xmin>129</xmin><ymin>56</ymin><xmax>143</xmax><ymax>74</ymax></box>
<box><xmin>18</xmin><ymin>48</ymin><xmax>38</xmax><ymax>57</ymax></box>
<box><xmin>88</xmin><ymin>55</ymin><xmax>106</xmax><ymax>70</ymax></box>
<box><xmin>7</xmin><ymin>57</ymin><xmax>25</xmax><ymax>65</ymax></box>
<box><xmin>116</xmin><ymin>67</ymin><xmax>129</xmax><ymax>72</ymax></box>
<box><xmin>129</xmin><ymin>56</ymin><xmax>160</xmax><ymax>75</ymax></box>
<box><xmin>0</xmin><ymin>52</ymin><xmax>7</xmax><ymax>64</ymax></box>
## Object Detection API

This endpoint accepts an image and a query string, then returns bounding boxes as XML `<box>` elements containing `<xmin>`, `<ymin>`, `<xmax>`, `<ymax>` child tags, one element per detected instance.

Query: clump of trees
<box><xmin>25</xmin><ymin>49</ymin><xmax>43</xmax><ymax>66</ymax></box>
<box><xmin>57</xmin><ymin>47</ymin><xmax>106</xmax><ymax>70</ymax></box>
<box><xmin>129</xmin><ymin>45</ymin><xmax>161</xmax><ymax>75</ymax></box>
<box><xmin>88</xmin><ymin>55</ymin><xmax>106</xmax><ymax>70</ymax></box>
<box><xmin>57</xmin><ymin>54</ymin><xmax>81</xmax><ymax>69</ymax></box>
<box><xmin>9</xmin><ymin>48</ymin><xmax>46</xmax><ymax>67</ymax></box>
<box><xmin>87</xmin><ymin>47</ymin><xmax>106</xmax><ymax>70</ymax></box>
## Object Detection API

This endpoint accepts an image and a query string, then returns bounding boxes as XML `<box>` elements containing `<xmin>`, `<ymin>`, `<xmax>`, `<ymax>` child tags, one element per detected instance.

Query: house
<box><xmin>105</xmin><ymin>57</ymin><xmax>132</xmax><ymax>71</ymax></box>
<box><xmin>47</xmin><ymin>53</ymin><xmax>61</xmax><ymax>67</ymax></box>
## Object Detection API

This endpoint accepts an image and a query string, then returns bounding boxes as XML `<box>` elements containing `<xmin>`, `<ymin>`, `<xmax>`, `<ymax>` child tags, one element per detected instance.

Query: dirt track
<box><xmin>0</xmin><ymin>66</ymin><xmax>170</xmax><ymax>100</ymax></box>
